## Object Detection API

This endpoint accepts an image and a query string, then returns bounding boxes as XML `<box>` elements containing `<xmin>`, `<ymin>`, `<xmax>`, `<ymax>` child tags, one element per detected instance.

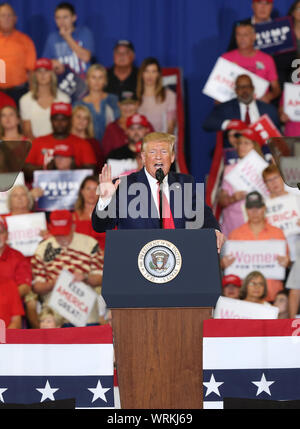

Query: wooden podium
<box><xmin>102</xmin><ymin>229</ymin><xmax>221</xmax><ymax>409</ymax></box>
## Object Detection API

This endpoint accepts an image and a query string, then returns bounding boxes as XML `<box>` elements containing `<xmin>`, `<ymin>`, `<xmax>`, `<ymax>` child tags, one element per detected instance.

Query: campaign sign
<box><xmin>249</xmin><ymin>114</ymin><xmax>282</xmax><ymax>144</ymax></box>
<box><xmin>202</xmin><ymin>57</ymin><xmax>269</xmax><ymax>102</ymax></box>
<box><xmin>0</xmin><ymin>172</ymin><xmax>25</xmax><ymax>215</ymax></box>
<box><xmin>57</xmin><ymin>65</ymin><xmax>88</xmax><ymax>103</ymax></box>
<box><xmin>34</xmin><ymin>169</ymin><xmax>93</xmax><ymax>211</ymax></box>
<box><xmin>266</xmin><ymin>194</ymin><xmax>300</xmax><ymax>237</ymax></box>
<box><xmin>6</xmin><ymin>212</ymin><xmax>47</xmax><ymax>257</ymax></box>
<box><xmin>48</xmin><ymin>270</ymin><xmax>98</xmax><ymax>327</ymax></box>
<box><xmin>284</xmin><ymin>83</ymin><xmax>300</xmax><ymax>122</ymax></box>
<box><xmin>224</xmin><ymin>239</ymin><xmax>286</xmax><ymax>280</ymax></box>
<box><xmin>225</xmin><ymin>149</ymin><xmax>270</xmax><ymax>198</ymax></box>
<box><xmin>254</xmin><ymin>16</ymin><xmax>297</xmax><ymax>55</ymax></box>
<box><xmin>214</xmin><ymin>296</ymin><xmax>279</xmax><ymax>320</ymax></box>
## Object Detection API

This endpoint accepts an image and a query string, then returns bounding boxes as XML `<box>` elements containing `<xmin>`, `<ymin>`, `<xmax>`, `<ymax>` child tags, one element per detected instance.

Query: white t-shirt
<box><xmin>19</xmin><ymin>90</ymin><xmax>71</xmax><ymax>137</ymax></box>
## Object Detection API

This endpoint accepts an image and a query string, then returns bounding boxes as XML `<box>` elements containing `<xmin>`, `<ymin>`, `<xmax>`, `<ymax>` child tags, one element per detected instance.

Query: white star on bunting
<box><xmin>0</xmin><ymin>387</ymin><xmax>7</xmax><ymax>403</ymax></box>
<box><xmin>252</xmin><ymin>373</ymin><xmax>275</xmax><ymax>396</ymax></box>
<box><xmin>36</xmin><ymin>380</ymin><xmax>59</xmax><ymax>402</ymax></box>
<box><xmin>88</xmin><ymin>379</ymin><xmax>111</xmax><ymax>403</ymax></box>
<box><xmin>203</xmin><ymin>374</ymin><xmax>224</xmax><ymax>397</ymax></box>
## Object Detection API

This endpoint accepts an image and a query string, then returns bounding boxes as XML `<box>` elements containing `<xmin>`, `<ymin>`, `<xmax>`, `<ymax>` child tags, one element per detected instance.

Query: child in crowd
<box><xmin>39</xmin><ymin>305</ymin><xmax>64</xmax><ymax>329</ymax></box>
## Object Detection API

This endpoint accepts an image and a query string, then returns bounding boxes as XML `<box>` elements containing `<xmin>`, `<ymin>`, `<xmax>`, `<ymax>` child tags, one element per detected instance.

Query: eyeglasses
<box><xmin>248</xmin><ymin>281</ymin><xmax>264</xmax><ymax>287</ymax></box>
<box><xmin>264</xmin><ymin>175</ymin><xmax>281</xmax><ymax>184</ymax></box>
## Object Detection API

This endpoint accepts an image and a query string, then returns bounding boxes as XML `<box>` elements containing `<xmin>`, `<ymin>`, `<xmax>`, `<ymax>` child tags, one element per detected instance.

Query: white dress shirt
<box><xmin>221</xmin><ymin>100</ymin><xmax>261</xmax><ymax>130</ymax></box>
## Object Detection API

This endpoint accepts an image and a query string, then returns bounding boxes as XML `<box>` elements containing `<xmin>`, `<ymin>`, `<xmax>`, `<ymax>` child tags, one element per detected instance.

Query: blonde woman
<box><xmin>19</xmin><ymin>58</ymin><xmax>70</xmax><ymax>139</ymax></box>
<box><xmin>71</xmin><ymin>105</ymin><xmax>104</xmax><ymax>167</ymax></box>
<box><xmin>137</xmin><ymin>57</ymin><xmax>176</xmax><ymax>133</ymax></box>
<box><xmin>75</xmin><ymin>64</ymin><xmax>120</xmax><ymax>141</ymax></box>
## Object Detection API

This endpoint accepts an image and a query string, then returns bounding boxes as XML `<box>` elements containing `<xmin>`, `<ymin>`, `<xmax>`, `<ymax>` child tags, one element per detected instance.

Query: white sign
<box><xmin>202</xmin><ymin>57</ymin><xmax>269</xmax><ymax>102</ymax></box>
<box><xmin>48</xmin><ymin>270</ymin><xmax>98</xmax><ymax>327</ymax></box>
<box><xmin>280</xmin><ymin>157</ymin><xmax>300</xmax><ymax>188</ymax></box>
<box><xmin>225</xmin><ymin>150</ymin><xmax>270</xmax><ymax>198</ymax></box>
<box><xmin>224</xmin><ymin>239</ymin><xmax>287</xmax><ymax>280</ymax></box>
<box><xmin>6</xmin><ymin>212</ymin><xmax>47</xmax><ymax>257</ymax></box>
<box><xmin>214</xmin><ymin>296</ymin><xmax>279</xmax><ymax>319</ymax></box>
<box><xmin>0</xmin><ymin>172</ymin><xmax>25</xmax><ymax>215</ymax></box>
<box><xmin>284</xmin><ymin>83</ymin><xmax>300</xmax><ymax>122</ymax></box>
<box><xmin>266</xmin><ymin>194</ymin><xmax>300</xmax><ymax>237</ymax></box>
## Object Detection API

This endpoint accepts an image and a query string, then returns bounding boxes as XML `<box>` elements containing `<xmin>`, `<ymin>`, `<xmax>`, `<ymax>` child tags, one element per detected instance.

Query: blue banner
<box><xmin>254</xmin><ymin>17</ymin><xmax>297</xmax><ymax>55</ymax></box>
<box><xmin>57</xmin><ymin>66</ymin><xmax>88</xmax><ymax>104</ymax></box>
<box><xmin>33</xmin><ymin>170</ymin><xmax>93</xmax><ymax>211</ymax></box>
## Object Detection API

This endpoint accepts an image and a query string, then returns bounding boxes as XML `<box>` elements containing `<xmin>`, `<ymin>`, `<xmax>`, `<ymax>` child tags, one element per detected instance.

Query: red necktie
<box><xmin>245</xmin><ymin>105</ymin><xmax>251</xmax><ymax>125</ymax></box>
<box><xmin>157</xmin><ymin>182</ymin><xmax>175</xmax><ymax>229</ymax></box>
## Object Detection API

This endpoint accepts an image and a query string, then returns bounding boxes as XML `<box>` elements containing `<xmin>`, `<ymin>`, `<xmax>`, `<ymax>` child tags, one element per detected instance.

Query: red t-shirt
<box><xmin>101</xmin><ymin>121</ymin><xmax>128</xmax><ymax>159</ymax></box>
<box><xmin>0</xmin><ymin>245</ymin><xmax>32</xmax><ymax>286</ymax></box>
<box><xmin>0</xmin><ymin>91</ymin><xmax>16</xmax><ymax>109</ymax></box>
<box><xmin>26</xmin><ymin>134</ymin><xmax>96</xmax><ymax>168</ymax></box>
<box><xmin>0</xmin><ymin>279</ymin><xmax>25</xmax><ymax>326</ymax></box>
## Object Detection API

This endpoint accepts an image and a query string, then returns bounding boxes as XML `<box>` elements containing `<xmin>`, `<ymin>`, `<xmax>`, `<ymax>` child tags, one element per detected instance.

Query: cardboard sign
<box><xmin>34</xmin><ymin>169</ymin><xmax>93</xmax><ymax>211</ymax></box>
<box><xmin>279</xmin><ymin>157</ymin><xmax>300</xmax><ymax>188</ymax></box>
<box><xmin>224</xmin><ymin>239</ymin><xmax>286</xmax><ymax>280</ymax></box>
<box><xmin>266</xmin><ymin>194</ymin><xmax>300</xmax><ymax>237</ymax></box>
<box><xmin>249</xmin><ymin>114</ymin><xmax>282</xmax><ymax>144</ymax></box>
<box><xmin>225</xmin><ymin>149</ymin><xmax>270</xmax><ymax>197</ymax></box>
<box><xmin>254</xmin><ymin>16</ymin><xmax>296</xmax><ymax>55</ymax></box>
<box><xmin>202</xmin><ymin>57</ymin><xmax>269</xmax><ymax>102</ymax></box>
<box><xmin>0</xmin><ymin>172</ymin><xmax>25</xmax><ymax>215</ymax></box>
<box><xmin>214</xmin><ymin>296</ymin><xmax>279</xmax><ymax>319</ymax></box>
<box><xmin>284</xmin><ymin>83</ymin><xmax>300</xmax><ymax>122</ymax></box>
<box><xmin>6</xmin><ymin>212</ymin><xmax>47</xmax><ymax>257</ymax></box>
<box><xmin>48</xmin><ymin>270</ymin><xmax>98</xmax><ymax>327</ymax></box>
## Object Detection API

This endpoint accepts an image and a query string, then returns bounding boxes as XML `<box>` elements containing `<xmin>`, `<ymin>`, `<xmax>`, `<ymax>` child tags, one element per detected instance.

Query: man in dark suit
<box><xmin>92</xmin><ymin>132</ymin><xmax>225</xmax><ymax>252</ymax></box>
<box><xmin>202</xmin><ymin>74</ymin><xmax>280</xmax><ymax>133</ymax></box>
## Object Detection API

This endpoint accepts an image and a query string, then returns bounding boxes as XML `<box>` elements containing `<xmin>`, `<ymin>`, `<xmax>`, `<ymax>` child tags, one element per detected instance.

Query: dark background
<box><xmin>7</xmin><ymin>0</ymin><xmax>295</xmax><ymax>182</ymax></box>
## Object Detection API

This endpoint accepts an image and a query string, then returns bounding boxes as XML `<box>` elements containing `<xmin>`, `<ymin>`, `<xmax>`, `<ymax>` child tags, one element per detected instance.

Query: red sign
<box><xmin>249</xmin><ymin>114</ymin><xmax>282</xmax><ymax>145</ymax></box>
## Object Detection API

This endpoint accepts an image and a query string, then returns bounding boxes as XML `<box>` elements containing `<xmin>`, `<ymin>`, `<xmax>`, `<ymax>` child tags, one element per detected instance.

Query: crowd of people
<box><xmin>204</xmin><ymin>0</ymin><xmax>300</xmax><ymax>318</ymax></box>
<box><xmin>0</xmin><ymin>0</ymin><xmax>300</xmax><ymax>329</ymax></box>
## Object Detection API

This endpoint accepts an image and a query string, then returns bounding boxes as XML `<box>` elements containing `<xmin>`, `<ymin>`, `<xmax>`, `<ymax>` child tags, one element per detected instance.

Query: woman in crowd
<box><xmin>46</xmin><ymin>141</ymin><xmax>77</xmax><ymax>170</ymax></box>
<box><xmin>19</xmin><ymin>58</ymin><xmax>70</xmax><ymax>140</ymax></box>
<box><xmin>73</xmin><ymin>175</ymin><xmax>106</xmax><ymax>250</ymax></box>
<box><xmin>218</xmin><ymin>129</ymin><xmax>265</xmax><ymax>237</ymax></box>
<box><xmin>239</xmin><ymin>271</ymin><xmax>270</xmax><ymax>305</ymax></box>
<box><xmin>71</xmin><ymin>105</ymin><xmax>103</xmax><ymax>168</ymax></box>
<box><xmin>75</xmin><ymin>64</ymin><xmax>120</xmax><ymax>142</ymax></box>
<box><xmin>273</xmin><ymin>289</ymin><xmax>289</xmax><ymax>319</ymax></box>
<box><xmin>137</xmin><ymin>57</ymin><xmax>176</xmax><ymax>134</ymax></box>
<box><xmin>0</xmin><ymin>105</ymin><xmax>26</xmax><ymax>141</ymax></box>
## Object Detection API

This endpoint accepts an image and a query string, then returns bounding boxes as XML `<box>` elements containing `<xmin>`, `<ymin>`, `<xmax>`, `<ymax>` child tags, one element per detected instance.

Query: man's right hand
<box><xmin>97</xmin><ymin>164</ymin><xmax>120</xmax><ymax>200</ymax></box>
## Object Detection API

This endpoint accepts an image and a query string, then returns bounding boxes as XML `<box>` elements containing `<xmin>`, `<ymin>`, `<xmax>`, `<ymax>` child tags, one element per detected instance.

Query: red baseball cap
<box><xmin>35</xmin><ymin>58</ymin><xmax>53</xmax><ymax>71</ymax></box>
<box><xmin>236</xmin><ymin>128</ymin><xmax>264</xmax><ymax>146</ymax></box>
<box><xmin>126</xmin><ymin>114</ymin><xmax>150</xmax><ymax>129</ymax></box>
<box><xmin>226</xmin><ymin>119</ymin><xmax>248</xmax><ymax>131</ymax></box>
<box><xmin>51</xmin><ymin>102</ymin><xmax>72</xmax><ymax>117</ymax></box>
<box><xmin>222</xmin><ymin>275</ymin><xmax>242</xmax><ymax>288</ymax></box>
<box><xmin>49</xmin><ymin>210</ymin><xmax>73</xmax><ymax>236</ymax></box>
<box><xmin>53</xmin><ymin>142</ymin><xmax>74</xmax><ymax>158</ymax></box>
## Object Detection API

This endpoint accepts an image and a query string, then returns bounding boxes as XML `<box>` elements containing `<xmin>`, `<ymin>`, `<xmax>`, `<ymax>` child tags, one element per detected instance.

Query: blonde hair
<box><xmin>39</xmin><ymin>305</ymin><xmax>65</xmax><ymax>327</ymax></box>
<box><xmin>72</xmin><ymin>105</ymin><xmax>95</xmax><ymax>138</ymax></box>
<box><xmin>142</xmin><ymin>132</ymin><xmax>176</xmax><ymax>153</ymax></box>
<box><xmin>30</xmin><ymin>70</ymin><xmax>58</xmax><ymax>100</ymax></box>
<box><xmin>7</xmin><ymin>185</ymin><xmax>34</xmax><ymax>213</ymax></box>
<box><xmin>86</xmin><ymin>64</ymin><xmax>107</xmax><ymax>89</ymax></box>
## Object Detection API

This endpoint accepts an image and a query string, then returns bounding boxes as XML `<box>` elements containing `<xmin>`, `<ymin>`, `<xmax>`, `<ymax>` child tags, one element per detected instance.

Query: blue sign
<box><xmin>57</xmin><ymin>65</ymin><xmax>88</xmax><ymax>104</ymax></box>
<box><xmin>254</xmin><ymin>16</ymin><xmax>297</xmax><ymax>55</ymax></box>
<box><xmin>33</xmin><ymin>169</ymin><xmax>93</xmax><ymax>211</ymax></box>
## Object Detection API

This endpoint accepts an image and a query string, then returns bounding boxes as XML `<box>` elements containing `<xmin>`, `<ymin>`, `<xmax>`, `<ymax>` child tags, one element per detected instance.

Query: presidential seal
<box><xmin>138</xmin><ymin>240</ymin><xmax>182</xmax><ymax>284</ymax></box>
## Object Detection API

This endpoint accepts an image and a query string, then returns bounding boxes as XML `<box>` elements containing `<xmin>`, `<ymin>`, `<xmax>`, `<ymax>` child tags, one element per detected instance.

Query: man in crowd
<box><xmin>222</xmin><ymin>274</ymin><xmax>242</xmax><ymax>299</ymax></box>
<box><xmin>31</xmin><ymin>210</ymin><xmax>104</xmax><ymax>324</ymax></box>
<box><xmin>24</xmin><ymin>102</ymin><xmax>96</xmax><ymax>181</ymax></box>
<box><xmin>105</xmin><ymin>40</ymin><xmax>138</xmax><ymax>100</ymax></box>
<box><xmin>92</xmin><ymin>132</ymin><xmax>225</xmax><ymax>252</ymax></box>
<box><xmin>203</xmin><ymin>74</ymin><xmax>280</xmax><ymax>135</ymax></box>
<box><xmin>101</xmin><ymin>96</ymin><xmax>140</xmax><ymax>159</ymax></box>
<box><xmin>222</xmin><ymin>22</ymin><xmax>281</xmax><ymax>104</ymax></box>
<box><xmin>0</xmin><ymin>216</ymin><xmax>27</xmax><ymax>328</ymax></box>
<box><xmin>43</xmin><ymin>2</ymin><xmax>95</xmax><ymax>78</ymax></box>
<box><xmin>221</xmin><ymin>191</ymin><xmax>289</xmax><ymax>301</ymax></box>
<box><xmin>106</xmin><ymin>113</ymin><xmax>151</xmax><ymax>178</ymax></box>
<box><xmin>0</xmin><ymin>3</ymin><xmax>37</xmax><ymax>103</ymax></box>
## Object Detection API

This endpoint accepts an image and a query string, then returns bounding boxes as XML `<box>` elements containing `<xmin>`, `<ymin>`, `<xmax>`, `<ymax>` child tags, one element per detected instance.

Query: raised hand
<box><xmin>97</xmin><ymin>164</ymin><xmax>120</xmax><ymax>200</ymax></box>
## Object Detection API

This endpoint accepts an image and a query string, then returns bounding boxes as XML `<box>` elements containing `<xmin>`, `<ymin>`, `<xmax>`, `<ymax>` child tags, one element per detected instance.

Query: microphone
<box><xmin>155</xmin><ymin>168</ymin><xmax>165</xmax><ymax>184</ymax></box>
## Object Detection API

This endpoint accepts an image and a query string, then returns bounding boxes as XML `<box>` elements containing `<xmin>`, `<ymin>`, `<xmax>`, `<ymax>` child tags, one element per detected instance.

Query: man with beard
<box><xmin>202</xmin><ymin>74</ymin><xmax>280</xmax><ymax>136</ymax></box>
<box><xmin>105</xmin><ymin>113</ymin><xmax>151</xmax><ymax>178</ymax></box>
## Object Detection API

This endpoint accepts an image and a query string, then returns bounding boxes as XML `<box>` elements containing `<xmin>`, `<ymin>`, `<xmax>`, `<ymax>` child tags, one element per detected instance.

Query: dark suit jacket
<box><xmin>92</xmin><ymin>168</ymin><xmax>220</xmax><ymax>232</ymax></box>
<box><xmin>202</xmin><ymin>98</ymin><xmax>280</xmax><ymax>132</ymax></box>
